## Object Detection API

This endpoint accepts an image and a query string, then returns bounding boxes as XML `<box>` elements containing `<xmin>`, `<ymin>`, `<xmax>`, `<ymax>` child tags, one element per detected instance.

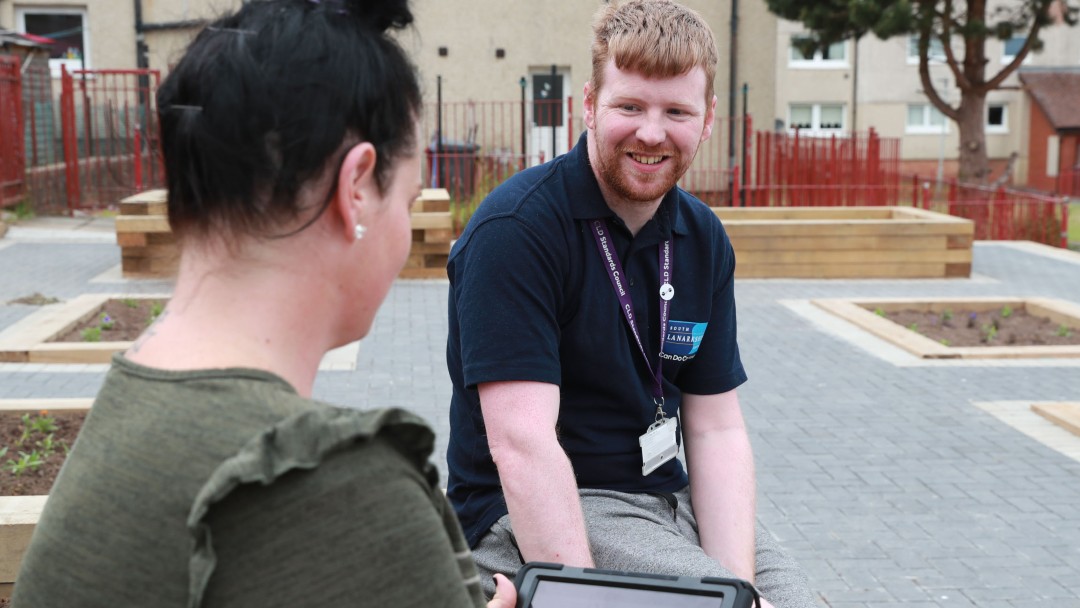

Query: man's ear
<box><xmin>701</xmin><ymin>95</ymin><xmax>717</xmax><ymax>142</ymax></box>
<box><xmin>583</xmin><ymin>80</ymin><xmax>596</xmax><ymax>130</ymax></box>
<box><xmin>333</xmin><ymin>142</ymin><xmax>377</xmax><ymax>242</ymax></box>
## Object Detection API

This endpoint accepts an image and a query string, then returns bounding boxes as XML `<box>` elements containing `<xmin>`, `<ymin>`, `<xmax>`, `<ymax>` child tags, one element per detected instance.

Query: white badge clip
<box><xmin>639</xmin><ymin>401</ymin><xmax>678</xmax><ymax>476</ymax></box>
<box><xmin>659</xmin><ymin>283</ymin><xmax>674</xmax><ymax>301</ymax></box>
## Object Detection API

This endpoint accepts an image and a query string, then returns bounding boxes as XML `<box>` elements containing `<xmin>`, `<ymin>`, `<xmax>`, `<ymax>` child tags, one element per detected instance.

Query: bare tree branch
<box><xmin>918</xmin><ymin>40</ymin><xmax>960</xmax><ymax>121</ymax></box>
<box><xmin>939</xmin><ymin>0</ymin><xmax>974</xmax><ymax>91</ymax></box>
<box><xmin>981</xmin><ymin>7</ymin><xmax>1047</xmax><ymax>92</ymax></box>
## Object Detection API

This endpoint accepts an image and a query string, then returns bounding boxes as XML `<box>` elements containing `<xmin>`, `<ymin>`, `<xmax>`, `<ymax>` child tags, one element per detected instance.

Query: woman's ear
<box><xmin>333</xmin><ymin>142</ymin><xmax>378</xmax><ymax>242</ymax></box>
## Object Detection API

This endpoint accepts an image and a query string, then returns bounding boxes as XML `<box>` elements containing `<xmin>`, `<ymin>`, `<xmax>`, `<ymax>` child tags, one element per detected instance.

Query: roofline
<box><xmin>1018</xmin><ymin>66</ymin><xmax>1080</xmax><ymax>74</ymax></box>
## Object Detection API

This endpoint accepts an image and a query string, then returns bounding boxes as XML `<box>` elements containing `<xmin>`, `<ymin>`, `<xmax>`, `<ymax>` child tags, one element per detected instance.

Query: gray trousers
<box><xmin>473</xmin><ymin>486</ymin><xmax>819</xmax><ymax>608</ymax></box>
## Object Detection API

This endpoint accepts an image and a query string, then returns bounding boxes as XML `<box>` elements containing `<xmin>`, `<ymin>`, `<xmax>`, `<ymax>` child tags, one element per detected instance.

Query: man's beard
<box><xmin>595</xmin><ymin>141</ymin><xmax>694</xmax><ymax>205</ymax></box>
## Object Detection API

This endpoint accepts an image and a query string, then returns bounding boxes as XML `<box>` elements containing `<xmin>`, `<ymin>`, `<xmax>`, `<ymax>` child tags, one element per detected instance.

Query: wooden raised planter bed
<box><xmin>0</xmin><ymin>399</ymin><xmax>93</xmax><ymax>599</ymax></box>
<box><xmin>402</xmin><ymin>188</ymin><xmax>453</xmax><ymax>279</ymax></box>
<box><xmin>115</xmin><ymin>190</ymin><xmax>178</xmax><ymax>279</ymax></box>
<box><xmin>1033</xmin><ymin>403</ymin><xmax>1080</xmax><ymax>438</ymax></box>
<box><xmin>0</xmin><ymin>294</ymin><xmax>169</xmax><ymax>364</ymax></box>
<box><xmin>712</xmin><ymin>206</ymin><xmax>973</xmax><ymax>279</ymax></box>
<box><xmin>812</xmin><ymin>296</ymin><xmax>1080</xmax><ymax>359</ymax></box>
<box><xmin>113</xmin><ymin>188</ymin><xmax>453</xmax><ymax>280</ymax></box>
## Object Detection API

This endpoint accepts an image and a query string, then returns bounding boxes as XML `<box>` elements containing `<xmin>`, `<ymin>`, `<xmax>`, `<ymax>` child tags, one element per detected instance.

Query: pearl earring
<box><xmin>354</xmin><ymin>224</ymin><xmax>367</xmax><ymax>241</ymax></box>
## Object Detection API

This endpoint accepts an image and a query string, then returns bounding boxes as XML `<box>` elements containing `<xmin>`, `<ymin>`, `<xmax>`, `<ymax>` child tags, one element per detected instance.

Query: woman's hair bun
<box><xmin>345</xmin><ymin>0</ymin><xmax>414</xmax><ymax>31</ymax></box>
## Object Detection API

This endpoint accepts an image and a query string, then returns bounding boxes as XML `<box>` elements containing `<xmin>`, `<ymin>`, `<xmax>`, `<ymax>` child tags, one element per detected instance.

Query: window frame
<box><xmin>906</xmin><ymin>34</ymin><xmax>947</xmax><ymax>65</ymax></box>
<box><xmin>1001</xmin><ymin>36</ymin><xmax>1029</xmax><ymax>64</ymax></box>
<box><xmin>905</xmin><ymin>103</ymin><xmax>950</xmax><ymax>135</ymax></box>
<box><xmin>985</xmin><ymin>103</ymin><xmax>1008</xmax><ymax>134</ymax></box>
<box><xmin>787</xmin><ymin>103</ymin><xmax>847</xmax><ymax>135</ymax></box>
<box><xmin>788</xmin><ymin>36</ymin><xmax>848</xmax><ymax>69</ymax></box>
<box><xmin>15</xmin><ymin>7</ymin><xmax>91</xmax><ymax>78</ymax></box>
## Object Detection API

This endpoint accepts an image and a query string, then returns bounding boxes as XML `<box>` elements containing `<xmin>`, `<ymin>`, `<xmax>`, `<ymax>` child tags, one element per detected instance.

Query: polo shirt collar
<box><xmin>566</xmin><ymin>132</ymin><xmax>689</xmax><ymax>237</ymax></box>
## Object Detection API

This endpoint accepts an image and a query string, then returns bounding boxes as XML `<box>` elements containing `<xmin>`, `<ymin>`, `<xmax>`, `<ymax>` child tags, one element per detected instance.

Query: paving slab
<box><xmin>1</xmin><ymin>229</ymin><xmax>1078</xmax><ymax>606</ymax></box>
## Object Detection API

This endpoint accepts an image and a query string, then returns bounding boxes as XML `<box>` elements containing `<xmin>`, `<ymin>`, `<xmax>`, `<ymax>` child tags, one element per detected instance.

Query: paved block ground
<box><xmin>2</xmin><ymin>218</ymin><xmax>1079</xmax><ymax>607</ymax></box>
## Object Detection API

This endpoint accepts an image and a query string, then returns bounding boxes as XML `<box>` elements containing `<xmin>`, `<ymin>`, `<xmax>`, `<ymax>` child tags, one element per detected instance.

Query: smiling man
<box><xmin>445</xmin><ymin>2</ymin><xmax>816</xmax><ymax>607</ymax></box>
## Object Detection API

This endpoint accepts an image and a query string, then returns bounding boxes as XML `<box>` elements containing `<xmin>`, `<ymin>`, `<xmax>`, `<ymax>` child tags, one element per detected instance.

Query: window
<box><xmin>16</xmin><ymin>8</ymin><xmax>89</xmax><ymax>78</ymax></box>
<box><xmin>906</xmin><ymin>104</ymin><xmax>948</xmax><ymax>134</ymax></box>
<box><xmin>788</xmin><ymin>103</ymin><xmax>845</xmax><ymax>134</ymax></box>
<box><xmin>789</xmin><ymin>36</ymin><xmax>847</xmax><ymax>67</ymax></box>
<box><xmin>986</xmin><ymin>103</ymin><xmax>1008</xmax><ymax>133</ymax></box>
<box><xmin>1002</xmin><ymin>36</ymin><xmax>1026</xmax><ymax>63</ymax></box>
<box><xmin>907</xmin><ymin>34</ymin><xmax>946</xmax><ymax>64</ymax></box>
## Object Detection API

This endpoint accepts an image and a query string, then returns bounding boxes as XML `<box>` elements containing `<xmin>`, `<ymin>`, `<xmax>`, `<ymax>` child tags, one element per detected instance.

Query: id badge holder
<box><xmin>639</xmin><ymin>416</ymin><xmax>678</xmax><ymax>476</ymax></box>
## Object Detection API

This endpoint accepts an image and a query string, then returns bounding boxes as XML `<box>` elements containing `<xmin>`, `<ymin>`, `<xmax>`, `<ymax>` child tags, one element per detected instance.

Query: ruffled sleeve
<box><xmin>184</xmin><ymin>406</ymin><xmax>437</xmax><ymax>608</ymax></box>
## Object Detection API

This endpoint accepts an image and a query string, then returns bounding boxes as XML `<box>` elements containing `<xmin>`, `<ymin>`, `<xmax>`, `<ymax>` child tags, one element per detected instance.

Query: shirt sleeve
<box><xmin>450</xmin><ymin>215</ymin><xmax>566</xmax><ymax>388</ymax></box>
<box><xmin>674</xmin><ymin>226</ymin><xmax>747</xmax><ymax>395</ymax></box>
<box><xmin>198</xmin><ymin>436</ymin><xmax>486</xmax><ymax>608</ymax></box>
<box><xmin>186</xmin><ymin>406</ymin><xmax>486</xmax><ymax>608</ymax></box>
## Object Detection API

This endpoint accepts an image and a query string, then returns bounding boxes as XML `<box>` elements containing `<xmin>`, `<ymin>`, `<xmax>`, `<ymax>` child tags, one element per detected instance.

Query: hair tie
<box><xmin>207</xmin><ymin>26</ymin><xmax>257</xmax><ymax>35</ymax></box>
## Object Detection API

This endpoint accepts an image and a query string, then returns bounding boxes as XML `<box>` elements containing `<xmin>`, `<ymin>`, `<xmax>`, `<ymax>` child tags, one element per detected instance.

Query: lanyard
<box><xmin>589</xmin><ymin>219</ymin><xmax>673</xmax><ymax>416</ymax></box>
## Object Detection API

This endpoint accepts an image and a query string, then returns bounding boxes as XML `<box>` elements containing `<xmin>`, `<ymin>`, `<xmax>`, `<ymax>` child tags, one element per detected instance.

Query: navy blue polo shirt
<box><xmin>446</xmin><ymin>133</ymin><xmax>747</xmax><ymax>547</ymax></box>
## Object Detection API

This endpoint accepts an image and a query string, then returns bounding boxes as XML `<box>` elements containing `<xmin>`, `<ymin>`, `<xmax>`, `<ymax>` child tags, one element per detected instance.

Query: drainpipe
<box><xmin>134</xmin><ymin>0</ymin><xmax>206</xmax><ymax>69</ymax></box>
<box><xmin>727</xmin><ymin>0</ymin><xmax>739</xmax><ymax>206</ymax></box>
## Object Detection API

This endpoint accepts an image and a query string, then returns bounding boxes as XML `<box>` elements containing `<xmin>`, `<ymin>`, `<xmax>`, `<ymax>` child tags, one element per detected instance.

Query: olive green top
<box><xmin>13</xmin><ymin>355</ymin><xmax>485</xmax><ymax>608</ymax></box>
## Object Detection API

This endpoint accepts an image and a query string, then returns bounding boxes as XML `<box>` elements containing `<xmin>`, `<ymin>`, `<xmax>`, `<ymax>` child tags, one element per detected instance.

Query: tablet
<box><xmin>514</xmin><ymin>562</ymin><xmax>760</xmax><ymax>608</ymax></box>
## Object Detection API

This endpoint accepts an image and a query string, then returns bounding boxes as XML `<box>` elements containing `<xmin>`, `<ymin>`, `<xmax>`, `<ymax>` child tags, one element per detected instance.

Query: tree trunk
<box><xmin>956</xmin><ymin>90</ymin><xmax>990</xmax><ymax>183</ymax></box>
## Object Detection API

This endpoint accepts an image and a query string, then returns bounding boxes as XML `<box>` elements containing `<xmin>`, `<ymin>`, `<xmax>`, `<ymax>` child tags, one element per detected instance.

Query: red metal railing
<box><xmin>58</xmin><ymin>67</ymin><xmax>164</xmax><ymax>213</ymax></box>
<box><xmin>422</xmin><ymin>96</ymin><xmax>750</xmax><ymax>211</ymax></box>
<box><xmin>422</xmin><ymin>97</ymin><xmax>578</xmax><ymax>207</ymax></box>
<box><xmin>909</xmin><ymin>175</ymin><xmax>1069</xmax><ymax>248</ymax></box>
<box><xmin>0</xmin><ymin>55</ymin><xmax>25</xmax><ymax>208</ymax></box>
<box><xmin>741</xmin><ymin>128</ymin><xmax>902</xmax><ymax>207</ymax></box>
<box><xmin>678</xmin><ymin>115</ymin><xmax>746</xmax><ymax>207</ymax></box>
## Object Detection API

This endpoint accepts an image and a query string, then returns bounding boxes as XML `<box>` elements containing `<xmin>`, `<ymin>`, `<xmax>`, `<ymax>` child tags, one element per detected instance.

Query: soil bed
<box><xmin>1</xmin><ymin>410</ymin><xmax>86</xmax><ymax>496</ymax></box>
<box><xmin>49</xmin><ymin>298</ymin><xmax>166</xmax><ymax>343</ymax></box>
<box><xmin>880</xmin><ymin>307</ymin><xmax>1080</xmax><ymax>347</ymax></box>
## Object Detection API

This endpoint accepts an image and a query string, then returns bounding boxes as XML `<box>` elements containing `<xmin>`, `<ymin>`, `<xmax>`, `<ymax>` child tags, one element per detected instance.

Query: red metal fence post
<box><xmin>60</xmin><ymin>66</ymin><xmax>81</xmax><ymax>214</ymax></box>
<box><xmin>133</xmin><ymin>127</ymin><xmax>143</xmax><ymax>192</ymax></box>
<box><xmin>1063</xmin><ymin>198</ymin><xmax>1071</xmax><ymax>249</ymax></box>
<box><xmin>567</xmin><ymin>96</ymin><xmax>573</xmax><ymax>153</ymax></box>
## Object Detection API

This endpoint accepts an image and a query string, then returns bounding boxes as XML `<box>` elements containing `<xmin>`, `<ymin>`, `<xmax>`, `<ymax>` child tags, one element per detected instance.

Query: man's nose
<box><xmin>636</xmin><ymin>112</ymin><xmax>665</xmax><ymax>147</ymax></box>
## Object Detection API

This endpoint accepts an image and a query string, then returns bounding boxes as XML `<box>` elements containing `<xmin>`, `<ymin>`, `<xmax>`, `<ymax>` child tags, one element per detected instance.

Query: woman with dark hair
<box><xmin>12</xmin><ymin>1</ymin><xmax>514</xmax><ymax>606</ymax></box>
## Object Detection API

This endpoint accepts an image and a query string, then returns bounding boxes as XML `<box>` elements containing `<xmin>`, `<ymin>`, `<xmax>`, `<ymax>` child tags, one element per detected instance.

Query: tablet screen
<box><xmin>530</xmin><ymin>580</ymin><xmax>726</xmax><ymax>608</ymax></box>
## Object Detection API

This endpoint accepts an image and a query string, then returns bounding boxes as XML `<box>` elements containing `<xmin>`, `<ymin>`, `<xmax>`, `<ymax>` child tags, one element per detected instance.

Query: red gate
<box><xmin>0</xmin><ymin>55</ymin><xmax>25</xmax><ymax>208</ymax></box>
<box><xmin>59</xmin><ymin>67</ymin><xmax>163</xmax><ymax>212</ymax></box>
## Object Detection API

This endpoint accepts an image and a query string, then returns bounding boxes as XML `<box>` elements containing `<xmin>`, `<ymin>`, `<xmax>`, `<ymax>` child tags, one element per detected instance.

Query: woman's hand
<box><xmin>486</xmin><ymin>573</ymin><xmax>517</xmax><ymax>608</ymax></box>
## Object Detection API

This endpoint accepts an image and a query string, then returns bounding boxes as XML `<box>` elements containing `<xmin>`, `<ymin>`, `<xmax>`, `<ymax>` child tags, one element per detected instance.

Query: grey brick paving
<box><xmin>2</xmin><ymin>220</ymin><xmax>1079</xmax><ymax>606</ymax></box>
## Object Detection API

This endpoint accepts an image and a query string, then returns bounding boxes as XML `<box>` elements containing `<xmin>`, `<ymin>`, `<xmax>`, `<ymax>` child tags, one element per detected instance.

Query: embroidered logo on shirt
<box><xmin>660</xmin><ymin>320</ymin><xmax>707</xmax><ymax>361</ymax></box>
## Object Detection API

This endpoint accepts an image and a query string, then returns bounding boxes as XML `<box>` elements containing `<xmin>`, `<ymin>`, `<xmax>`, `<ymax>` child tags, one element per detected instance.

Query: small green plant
<box><xmin>3</xmin><ymin>410</ymin><xmax>67</xmax><ymax>477</ymax></box>
<box><xmin>122</xmin><ymin>298</ymin><xmax>139</xmax><ymax>309</ymax></box>
<box><xmin>99</xmin><ymin>313</ymin><xmax>116</xmax><ymax>331</ymax></box>
<box><xmin>149</xmin><ymin>302</ymin><xmax>164</xmax><ymax>321</ymax></box>
<box><xmin>907</xmin><ymin>323</ymin><xmax>920</xmax><ymax>333</ymax></box>
<box><xmin>25</xmin><ymin>412</ymin><xmax>57</xmax><ymax>437</ymax></box>
<box><xmin>1058</xmin><ymin>325</ymin><xmax>1073</xmax><ymax>338</ymax></box>
<box><xmin>81</xmin><ymin>326</ymin><xmax>102</xmax><ymax>342</ymax></box>
<box><xmin>981</xmin><ymin>322</ymin><xmax>998</xmax><ymax>343</ymax></box>
<box><xmin>941</xmin><ymin>310</ymin><xmax>953</xmax><ymax>324</ymax></box>
<box><xmin>5</xmin><ymin>450</ymin><xmax>45</xmax><ymax>476</ymax></box>
<box><xmin>35</xmin><ymin>433</ymin><xmax>65</xmax><ymax>459</ymax></box>
<box><xmin>1000</xmin><ymin>305</ymin><xmax>1013</xmax><ymax>319</ymax></box>
<box><xmin>939</xmin><ymin>339</ymin><xmax>951</xmax><ymax>347</ymax></box>
<box><xmin>874</xmin><ymin>308</ymin><xmax>886</xmax><ymax>317</ymax></box>
<box><xmin>9</xmin><ymin>200</ymin><xmax>35</xmax><ymax>221</ymax></box>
